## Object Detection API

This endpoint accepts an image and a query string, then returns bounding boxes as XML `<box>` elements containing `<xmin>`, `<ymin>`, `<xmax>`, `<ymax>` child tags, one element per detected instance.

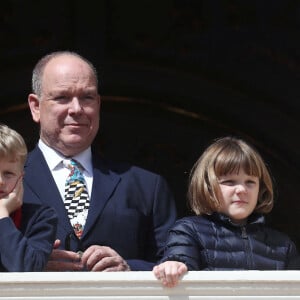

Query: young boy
<box><xmin>0</xmin><ymin>124</ymin><xmax>57</xmax><ymax>271</ymax></box>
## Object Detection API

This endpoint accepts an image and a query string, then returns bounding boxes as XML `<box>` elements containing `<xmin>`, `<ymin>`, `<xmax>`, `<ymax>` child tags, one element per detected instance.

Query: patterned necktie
<box><xmin>63</xmin><ymin>159</ymin><xmax>90</xmax><ymax>238</ymax></box>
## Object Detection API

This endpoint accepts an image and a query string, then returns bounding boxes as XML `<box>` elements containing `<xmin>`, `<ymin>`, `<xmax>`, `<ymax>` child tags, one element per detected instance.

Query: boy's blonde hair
<box><xmin>0</xmin><ymin>124</ymin><xmax>27</xmax><ymax>167</ymax></box>
<box><xmin>188</xmin><ymin>136</ymin><xmax>273</xmax><ymax>215</ymax></box>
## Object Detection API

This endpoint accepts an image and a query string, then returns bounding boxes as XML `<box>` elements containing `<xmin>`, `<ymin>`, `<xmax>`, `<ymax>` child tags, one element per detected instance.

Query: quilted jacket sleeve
<box><xmin>160</xmin><ymin>217</ymin><xmax>204</xmax><ymax>270</ymax></box>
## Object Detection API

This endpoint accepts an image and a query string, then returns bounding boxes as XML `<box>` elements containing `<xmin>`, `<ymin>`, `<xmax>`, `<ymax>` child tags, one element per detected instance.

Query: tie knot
<box><xmin>63</xmin><ymin>159</ymin><xmax>82</xmax><ymax>170</ymax></box>
<box><xmin>63</xmin><ymin>159</ymin><xmax>85</xmax><ymax>182</ymax></box>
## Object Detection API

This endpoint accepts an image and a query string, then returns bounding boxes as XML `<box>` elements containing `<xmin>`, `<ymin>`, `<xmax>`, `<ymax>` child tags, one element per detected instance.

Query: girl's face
<box><xmin>0</xmin><ymin>157</ymin><xmax>23</xmax><ymax>199</ymax></box>
<box><xmin>217</xmin><ymin>168</ymin><xmax>259</xmax><ymax>224</ymax></box>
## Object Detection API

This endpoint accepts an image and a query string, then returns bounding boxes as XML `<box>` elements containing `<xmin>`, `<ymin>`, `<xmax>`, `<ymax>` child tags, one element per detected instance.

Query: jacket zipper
<box><xmin>241</xmin><ymin>226</ymin><xmax>252</xmax><ymax>269</ymax></box>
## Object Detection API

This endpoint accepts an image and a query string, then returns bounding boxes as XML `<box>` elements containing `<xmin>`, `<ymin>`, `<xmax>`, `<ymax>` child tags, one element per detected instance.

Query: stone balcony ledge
<box><xmin>1</xmin><ymin>271</ymin><xmax>300</xmax><ymax>299</ymax></box>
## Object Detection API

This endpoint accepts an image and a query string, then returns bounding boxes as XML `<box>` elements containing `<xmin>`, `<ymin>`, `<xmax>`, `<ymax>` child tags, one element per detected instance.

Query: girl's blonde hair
<box><xmin>0</xmin><ymin>124</ymin><xmax>27</xmax><ymax>166</ymax></box>
<box><xmin>188</xmin><ymin>136</ymin><xmax>273</xmax><ymax>215</ymax></box>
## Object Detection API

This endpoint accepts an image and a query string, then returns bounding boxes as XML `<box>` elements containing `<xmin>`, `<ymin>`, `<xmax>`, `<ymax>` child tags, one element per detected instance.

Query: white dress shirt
<box><xmin>38</xmin><ymin>140</ymin><xmax>93</xmax><ymax>201</ymax></box>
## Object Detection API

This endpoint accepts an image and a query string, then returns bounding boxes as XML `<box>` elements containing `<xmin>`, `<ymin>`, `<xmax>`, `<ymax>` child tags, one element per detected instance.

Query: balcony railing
<box><xmin>1</xmin><ymin>271</ymin><xmax>300</xmax><ymax>299</ymax></box>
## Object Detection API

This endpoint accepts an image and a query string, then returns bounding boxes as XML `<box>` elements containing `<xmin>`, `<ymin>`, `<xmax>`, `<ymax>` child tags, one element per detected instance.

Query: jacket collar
<box><xmin>208</xmin><ymin>212</ymin><xmax>265</xmax><ymax>227</ymax></box>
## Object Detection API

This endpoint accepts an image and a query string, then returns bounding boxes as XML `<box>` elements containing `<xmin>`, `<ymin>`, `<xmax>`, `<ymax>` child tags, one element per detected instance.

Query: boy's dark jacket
<box><xmin>160</xmin><ymin>212</ymin><xmax>300</xmax><ymax>270</ymax></box>
<box><xmin>0</xmin><ymin>203</ymin><xmax>57</xmax><ymax>271</ymax></box>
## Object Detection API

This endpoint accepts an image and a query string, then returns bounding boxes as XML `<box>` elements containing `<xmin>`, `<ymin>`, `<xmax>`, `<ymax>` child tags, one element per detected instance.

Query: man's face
<box><xmin>28</xmin><ymin>55</ymin><xmax>100</xmax><ymax>157</ymax></box>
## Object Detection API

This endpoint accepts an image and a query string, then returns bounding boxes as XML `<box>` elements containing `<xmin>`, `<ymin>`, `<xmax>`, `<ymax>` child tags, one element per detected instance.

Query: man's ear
<box><xmin>28</xmin><ymin>94</ymin><xmax>41</xmax><ymax>123</ymax></box>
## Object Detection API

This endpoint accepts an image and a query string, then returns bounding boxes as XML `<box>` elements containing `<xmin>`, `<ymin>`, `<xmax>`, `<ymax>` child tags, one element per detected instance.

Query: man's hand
<box><xmin>81</xmin><ymin>245</ymin><xmax>131</xmax><ymax>271</ymax></box>
<box><xmin>45</xmin><ymin>239</ymin><xmax>84</xmax><ymax>271</ymax></box>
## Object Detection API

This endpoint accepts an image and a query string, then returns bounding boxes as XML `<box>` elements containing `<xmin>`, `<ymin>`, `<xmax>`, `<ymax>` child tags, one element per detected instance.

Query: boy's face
<box><xmin>0</xmin><ymin>157</ymin><xmax>23</xmax><ymax>199</ymax></box>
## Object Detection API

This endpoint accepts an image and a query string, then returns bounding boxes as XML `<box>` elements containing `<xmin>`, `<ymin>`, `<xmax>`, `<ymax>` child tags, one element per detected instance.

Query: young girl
<box><xmin>0</xmin><ymin>124</ymin><xmax>58</xmax><ymax>271</ymax></box>
<box><xmin>153</xmin><ymin>136</ymin><xmax>299</xmax><ymax>287</ymax></box>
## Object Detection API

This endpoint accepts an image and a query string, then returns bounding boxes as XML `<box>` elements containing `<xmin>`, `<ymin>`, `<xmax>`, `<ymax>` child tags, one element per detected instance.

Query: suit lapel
<box><xmin>25</xmin><ymin>147</ymin><xmax>121</xmax><ymax>239</ymax></box>
<box><xmin>82</xmin><ymin>157</ymin><xmax>121</xmax><ymax>237</ymax></box>
<box><xmin>24</xmin><ymin>147</ymin><xmax>73</xmax><ymax>233</ymax></box>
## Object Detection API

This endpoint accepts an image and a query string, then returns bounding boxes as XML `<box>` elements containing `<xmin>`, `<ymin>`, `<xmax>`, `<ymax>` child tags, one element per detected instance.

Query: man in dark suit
<box><xmin>23</xmin><ymin>51</ymin><xmax>177</xmax><ymax>271</ymax></box>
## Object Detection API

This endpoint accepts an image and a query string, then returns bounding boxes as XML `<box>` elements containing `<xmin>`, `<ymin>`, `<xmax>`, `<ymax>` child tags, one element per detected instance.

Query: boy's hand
<box><xmin>153</xmin><ymin>261</ymin><xmax>188</xmax><ymax>287</ymax></box>
<box><xmin>0</xmin><ymin>175</ymin><xmax>23</xmax><ymax>217</ymax></box>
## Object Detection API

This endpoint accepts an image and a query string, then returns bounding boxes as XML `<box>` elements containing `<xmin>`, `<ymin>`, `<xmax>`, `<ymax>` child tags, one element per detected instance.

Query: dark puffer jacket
<box><xmin>160</xmin><ymin>213</ymin><xmax>299</xmax><ymax>270</ymax></box>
